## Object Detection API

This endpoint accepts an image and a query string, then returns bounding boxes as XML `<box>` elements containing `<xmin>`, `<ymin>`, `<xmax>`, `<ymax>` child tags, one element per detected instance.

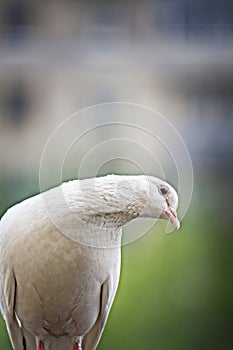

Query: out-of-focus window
<box><xmin>2</xmin><ymin>81</ymin><xmax>30</xmax><ymax>127</ymax></box>
<box><xmin>155</xmin><ymin>0</ymin><xmax>233</xmax><ymax>41</ymax></box>
<box><xmin>1</xmin><ymin>1</ymin><xmax>33</xmax><ymax>42</ymax></box>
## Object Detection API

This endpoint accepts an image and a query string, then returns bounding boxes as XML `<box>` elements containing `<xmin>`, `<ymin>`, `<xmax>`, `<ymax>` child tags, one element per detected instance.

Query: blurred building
<box><xmin>0</xmin><ymin>0</ymin><xmax>232</xmax><ymax>175</ymax></box>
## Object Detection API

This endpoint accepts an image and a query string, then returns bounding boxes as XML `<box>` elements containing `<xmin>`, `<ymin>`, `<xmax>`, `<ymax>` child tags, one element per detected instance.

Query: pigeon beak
<box><xmin>165</xmin><ymin>206</ymin><xmax>180</xmax><ymax>230</ymax></box>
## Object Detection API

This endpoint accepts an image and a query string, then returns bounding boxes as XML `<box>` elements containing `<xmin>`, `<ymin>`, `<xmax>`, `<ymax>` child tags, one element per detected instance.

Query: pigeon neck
<box><xmin>62</xmin><ymin>176</ymin><xmax>146</xmax><ymax>228</ymax></box>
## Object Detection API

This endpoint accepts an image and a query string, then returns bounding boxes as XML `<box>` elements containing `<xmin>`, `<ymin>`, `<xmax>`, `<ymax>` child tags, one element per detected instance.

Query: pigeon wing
<box><xmin>83</xmin><ymin>278</ymin><xmax>114</xmax><ymax>350</ymax></box>
<box><xmin>0</xmin><ymin>269</ymin><xmax>25</xmax><ymax>350</ymax></box>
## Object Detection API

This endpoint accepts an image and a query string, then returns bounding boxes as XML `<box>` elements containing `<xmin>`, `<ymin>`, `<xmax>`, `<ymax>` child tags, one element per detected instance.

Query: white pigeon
<box><xmin>0</xmin><ymin>175</ymin><xmax>180</xmax><ymax>350</ymax></box>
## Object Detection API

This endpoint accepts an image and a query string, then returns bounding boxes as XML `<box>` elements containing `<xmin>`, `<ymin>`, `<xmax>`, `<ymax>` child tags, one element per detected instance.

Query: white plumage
<box><xmin>0</xmin><ymin>175</ymin><xmax>180</xmax><ymax>350</ymax></box>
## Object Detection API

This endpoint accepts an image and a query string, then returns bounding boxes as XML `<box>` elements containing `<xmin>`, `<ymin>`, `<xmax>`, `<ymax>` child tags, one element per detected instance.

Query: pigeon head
<box><xmin>157</xmin><ymin>181</ymin><xmax>180</xmax><ymax>229</ymax></box>
<box><xmin>138</xmin><ymin>176</ymin><xmax>180</xmax><ymax>229</ymax></box>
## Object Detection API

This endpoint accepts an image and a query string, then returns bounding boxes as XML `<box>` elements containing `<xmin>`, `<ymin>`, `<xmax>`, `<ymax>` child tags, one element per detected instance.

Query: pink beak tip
<box><xmin>165</xmin><ymin>207</ymin><xmax>181</xmax><ymax>230</ymax></box>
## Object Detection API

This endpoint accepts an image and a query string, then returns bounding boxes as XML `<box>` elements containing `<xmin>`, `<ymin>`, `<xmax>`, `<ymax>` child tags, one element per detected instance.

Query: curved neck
<box><xmin>62</xmin><ymin>175</ymin><xmax>147</xmax><ymax>228</ymax></box>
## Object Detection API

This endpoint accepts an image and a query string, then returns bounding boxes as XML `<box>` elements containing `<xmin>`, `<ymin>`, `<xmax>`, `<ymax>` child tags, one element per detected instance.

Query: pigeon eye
<box><xmin>158</xmin><ymin>185</ymin><xmax>169</xmax><ymax>196</ymax></box>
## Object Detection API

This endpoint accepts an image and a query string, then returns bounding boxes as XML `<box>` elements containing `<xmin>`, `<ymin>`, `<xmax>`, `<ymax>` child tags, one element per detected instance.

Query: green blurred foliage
<box><xmin>98</xmin><ymin>206</ymin><xmax>233</xmax><ymax>350</ymax></box>
<box><xmin>0</xmin><ymin>176</ymin><xmax>233</xmax><ymax>350</ymax></box>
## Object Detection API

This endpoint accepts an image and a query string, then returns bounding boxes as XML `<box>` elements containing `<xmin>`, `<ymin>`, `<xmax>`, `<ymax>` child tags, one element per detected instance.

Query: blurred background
<box><xmin>0</xmin><ymin>0</ymin><xmax>233</xmax><ymax>349</ymax></box>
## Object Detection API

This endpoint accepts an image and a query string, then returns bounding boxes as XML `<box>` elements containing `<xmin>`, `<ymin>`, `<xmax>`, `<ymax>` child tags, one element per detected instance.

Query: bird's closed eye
<box><xmin>158</xmin><ymin>185</ymin><xmax>169</xmax><ymax>196</ymax></box>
